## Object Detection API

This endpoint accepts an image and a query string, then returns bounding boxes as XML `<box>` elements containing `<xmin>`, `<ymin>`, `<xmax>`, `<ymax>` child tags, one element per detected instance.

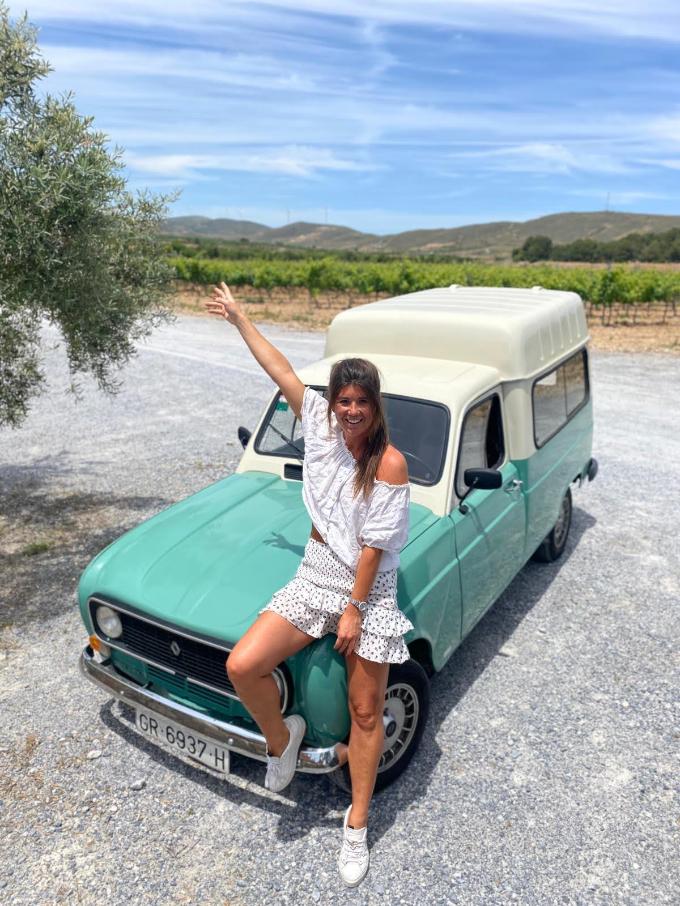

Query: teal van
<box><xmin>78</xmin><ymin>286</ymin><xmax>597</xmax><ymax>791</ymax></box>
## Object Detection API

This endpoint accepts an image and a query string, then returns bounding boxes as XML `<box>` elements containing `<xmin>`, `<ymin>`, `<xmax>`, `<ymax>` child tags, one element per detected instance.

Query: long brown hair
<box><xmin>326</xmin><ymin>358</ymin><xmax>389</xmax><ymax>499</ymax></box>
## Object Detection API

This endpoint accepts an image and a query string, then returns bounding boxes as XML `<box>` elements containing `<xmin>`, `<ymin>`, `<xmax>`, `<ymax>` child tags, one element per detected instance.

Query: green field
<box><xmin>170</xmin><ymin>255</ymin><xmax>680</xmax><ymax>313</ymax></box>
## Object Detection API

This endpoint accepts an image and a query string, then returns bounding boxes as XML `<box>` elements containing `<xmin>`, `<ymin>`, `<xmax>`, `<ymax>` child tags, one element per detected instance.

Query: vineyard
<box><xmin>170</xmin><ymin>256</ymin><xmax>680</xmax><ymax>323</ymax></box>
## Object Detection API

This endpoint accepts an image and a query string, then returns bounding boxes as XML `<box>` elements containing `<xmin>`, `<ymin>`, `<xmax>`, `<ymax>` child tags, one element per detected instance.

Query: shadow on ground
<box><xmin>0</xmin><ymin>461</ymin><xmax>169</xmax><ymax>628</ymax></box>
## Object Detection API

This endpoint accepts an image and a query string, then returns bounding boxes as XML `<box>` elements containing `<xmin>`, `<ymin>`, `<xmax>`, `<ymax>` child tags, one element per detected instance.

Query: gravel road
<box><xmin>1</xmin><ymin>314</ymin><xmax>678</xmax><ymax>906</ymax></box>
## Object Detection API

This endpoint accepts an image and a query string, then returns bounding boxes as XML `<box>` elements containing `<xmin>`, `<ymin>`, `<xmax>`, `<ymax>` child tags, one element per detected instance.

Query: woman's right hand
<box><xmin>205</xmin><ymin>282</ymin><xmax>244</xmax><ymax>325</ymax></box>
<box><xmin>205</xmin><ymin>280</ymin><xmax>304</xmax><ymax>417</ymax></box>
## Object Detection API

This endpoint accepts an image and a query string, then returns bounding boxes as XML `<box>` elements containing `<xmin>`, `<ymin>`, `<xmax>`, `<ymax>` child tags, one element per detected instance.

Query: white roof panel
<box><xmin>324</xmin><ymin>286</ymin><xmax>589</xmax><ymax>380</ymax></box>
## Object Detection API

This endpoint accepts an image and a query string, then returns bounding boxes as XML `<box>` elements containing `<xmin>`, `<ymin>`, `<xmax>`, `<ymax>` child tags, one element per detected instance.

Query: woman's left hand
<box><xmin>334</xmin><ymin>605</ymin><xmax>363</xmax><ymax>657</ymax></box>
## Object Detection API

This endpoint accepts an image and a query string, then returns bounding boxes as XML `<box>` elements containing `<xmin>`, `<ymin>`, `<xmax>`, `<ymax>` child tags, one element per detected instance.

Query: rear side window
<box><xmin>533</xmin><ymin>349</ymin><xmax>589</xmax><ymax>447</ymax></box>
<box><xmin>455</xmin><ymin>393</ymin><xmax>505</xmax><ymax>498</ymax></box>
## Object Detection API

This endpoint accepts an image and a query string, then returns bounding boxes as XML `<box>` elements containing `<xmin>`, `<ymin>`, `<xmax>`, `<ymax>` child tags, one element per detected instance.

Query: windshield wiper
<box><xmin>267</xmin><ymin>423</ymin><xmax>305</xmax><ymax>462</ymax></box>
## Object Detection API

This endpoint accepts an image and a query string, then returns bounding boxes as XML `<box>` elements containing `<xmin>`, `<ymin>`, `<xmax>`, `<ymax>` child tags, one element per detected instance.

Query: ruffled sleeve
<box><xmin>359</xmin><ymin>481</ymin><xmax>410</xmax><ymax>553</ymax></box>
<box><xmin>301</xmin><ymin>386</ymin><xmax>330</xmax><ymax>442</ymax></box>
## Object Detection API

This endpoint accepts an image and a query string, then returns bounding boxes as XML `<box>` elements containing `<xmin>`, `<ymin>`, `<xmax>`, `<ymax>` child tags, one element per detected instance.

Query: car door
<box><xmin>448</xmin><ymin>392</ymin><xmax>527</xmax><ymax>637</ymax></box>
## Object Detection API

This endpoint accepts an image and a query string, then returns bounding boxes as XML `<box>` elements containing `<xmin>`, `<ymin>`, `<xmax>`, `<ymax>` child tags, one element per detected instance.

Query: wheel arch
<box><xmin>407</xmin><ymin>638</ymin><xmax>435</xmax><ymax>677</ymax></box>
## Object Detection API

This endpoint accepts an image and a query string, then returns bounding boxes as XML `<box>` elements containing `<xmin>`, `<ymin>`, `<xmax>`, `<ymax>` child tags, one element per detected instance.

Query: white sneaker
<box><xmin>338</xmin><ymin>805</ymin><xmax>369</xmax><ymax>887</ymax></box>
<box><xmin>264</xmin><ymin>715</ymin><xmax>306</xmax><ymax>793</ymax></box>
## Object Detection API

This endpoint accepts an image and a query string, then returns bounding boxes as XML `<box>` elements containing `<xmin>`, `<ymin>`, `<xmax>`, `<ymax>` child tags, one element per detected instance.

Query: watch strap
<box><xmin>348</xmin><ymin>597</ymin><xmax>369</xmax><ymax>613</ymax></box>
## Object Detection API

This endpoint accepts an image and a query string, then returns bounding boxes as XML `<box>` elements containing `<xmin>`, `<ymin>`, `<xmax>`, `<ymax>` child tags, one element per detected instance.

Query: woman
<box><xmin>205</xmin><ymin>282</ymin><xmax>413</xmax><ymax>888</ymax></box>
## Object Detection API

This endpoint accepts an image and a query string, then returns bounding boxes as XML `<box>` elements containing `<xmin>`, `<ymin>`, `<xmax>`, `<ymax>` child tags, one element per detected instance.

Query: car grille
<box><xmin>91</xmin><ymin>601</ymin><xmax>237</xmax><ymax>700</ymax></box>
<box><xmin>146</xmin><ymin>666</ymin><xmax>237</xmax><ymax>712</ymax></box>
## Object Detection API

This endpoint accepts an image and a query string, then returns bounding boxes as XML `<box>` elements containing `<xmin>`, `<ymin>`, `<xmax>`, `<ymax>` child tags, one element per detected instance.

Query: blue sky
<box><xmin>8</xmin><ymin>1</ymin><xmax>680</xmax><ymax>234</ymax></box>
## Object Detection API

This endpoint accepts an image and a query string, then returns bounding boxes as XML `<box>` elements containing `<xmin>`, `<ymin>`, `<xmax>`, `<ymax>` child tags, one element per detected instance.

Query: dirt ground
<box><xmin>173</xmin><ymin>283</ymin><xmax>680</xmax><ymax>355</ymax></box>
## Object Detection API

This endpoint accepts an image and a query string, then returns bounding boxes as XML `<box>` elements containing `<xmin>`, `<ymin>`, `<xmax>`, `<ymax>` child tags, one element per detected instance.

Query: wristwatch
<box><xmin>348</xmin><ymin>597</ymin><xmax>369</xmax><ymax>615</ymax></box>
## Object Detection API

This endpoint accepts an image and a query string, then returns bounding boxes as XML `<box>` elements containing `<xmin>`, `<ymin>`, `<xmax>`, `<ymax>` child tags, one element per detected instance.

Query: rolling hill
<box><xmin>161</xmin><ymin>211</ymin><xmax>680</xmax><ymax>258</ymax></box>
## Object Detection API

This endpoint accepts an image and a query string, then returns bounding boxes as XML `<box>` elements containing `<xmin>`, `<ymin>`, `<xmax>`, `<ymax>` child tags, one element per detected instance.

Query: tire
<box><xmin>532</xmin><ymin>487</ymin><xmax>572</xmax><ymax>563</ymax></box>
<box><xmin>328</xmin><ymin>658</ymin><xmax>430</xmax><ymax>794</ymax></box>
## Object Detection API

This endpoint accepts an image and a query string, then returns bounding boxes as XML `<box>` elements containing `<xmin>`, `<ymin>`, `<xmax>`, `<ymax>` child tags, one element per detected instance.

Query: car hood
<box><xmin>78</xmin><ymin>471</ymin><xmax>436</xmax><ymax>642</ymax></box>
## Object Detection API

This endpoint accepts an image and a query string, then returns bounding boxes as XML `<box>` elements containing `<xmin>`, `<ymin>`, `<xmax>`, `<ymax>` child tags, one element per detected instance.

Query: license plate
<box><xmin>135</xmin><ymin>707</ymin><xmax>230</xmax><ymax>774</ymax></box>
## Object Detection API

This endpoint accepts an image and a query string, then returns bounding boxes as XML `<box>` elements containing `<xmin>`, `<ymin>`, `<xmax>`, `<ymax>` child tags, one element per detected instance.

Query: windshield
<box><xmin>255</xmin><ymin>388</ymin><xmax>449</xmax><ymax>486</ymax></box>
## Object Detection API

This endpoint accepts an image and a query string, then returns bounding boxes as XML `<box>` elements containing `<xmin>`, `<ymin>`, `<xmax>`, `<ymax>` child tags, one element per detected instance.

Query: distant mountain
<box><xmin>161</xmin><ymin>216</ymin><xmax>268</xmax><ymax>240</ymax></box>
<box><xmin>161</xmin><ymin>211</ymin><xmax>680</xmax><ymax>258</ymax></box>
<box><xmin>262</xmin><ymin>221</ymin><xmax>378</xmax><ymax>249</ymax></box>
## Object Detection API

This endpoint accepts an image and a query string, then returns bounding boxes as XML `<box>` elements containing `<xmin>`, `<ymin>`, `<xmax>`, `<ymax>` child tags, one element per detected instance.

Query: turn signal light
<box><xmin>89</xmin><ymin>635</ymin><xmax>111</xmax><ymax>658</ymax></box>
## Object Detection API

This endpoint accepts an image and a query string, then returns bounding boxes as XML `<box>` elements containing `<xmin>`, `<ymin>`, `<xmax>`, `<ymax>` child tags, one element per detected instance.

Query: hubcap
<box><xmin>553</xmin><ymin>494</ymin><xmax>570</xmax><ymax>548</ymax></box>
<box><xmin>378</xmin><ymin>682</ymin><xmax>419</xmax><ymax>772</ymax></box>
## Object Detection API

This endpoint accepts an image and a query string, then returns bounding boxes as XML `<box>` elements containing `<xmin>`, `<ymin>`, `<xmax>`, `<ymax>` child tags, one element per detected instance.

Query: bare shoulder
<box><xmin>376</xmin><ymin>444</ymin><xmax>408</xmax><ymax>485</ymax></box>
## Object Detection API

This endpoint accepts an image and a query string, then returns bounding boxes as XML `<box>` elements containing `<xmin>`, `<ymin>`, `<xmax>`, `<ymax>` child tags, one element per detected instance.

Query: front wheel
<box><xmin>532</xmin><ymin>487</ymin><xmax>572</xmax><ymax>563</ymax></box>
<box><xmin>328</xmin><ymin>658</ymin><xmax>430</xmax><ymax>794</ymax></box>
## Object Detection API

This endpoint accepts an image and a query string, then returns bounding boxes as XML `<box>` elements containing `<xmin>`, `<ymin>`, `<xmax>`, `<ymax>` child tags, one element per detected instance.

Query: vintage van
<box><xmin>78</xmin><ymin>286</ymin><xmax>597</xmax><ymax>791</ymax></box>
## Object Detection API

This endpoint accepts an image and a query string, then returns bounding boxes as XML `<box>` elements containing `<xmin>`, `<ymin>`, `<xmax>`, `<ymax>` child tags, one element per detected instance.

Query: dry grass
<box><xmin>172</xmin><ymin>282</ymin><xmax>391</xmax><ymax>330</ymax></box>
<box><xmin>172</xmin><ymin>283</ymin><xmax>680</xmax><ymax>355</ymax></box>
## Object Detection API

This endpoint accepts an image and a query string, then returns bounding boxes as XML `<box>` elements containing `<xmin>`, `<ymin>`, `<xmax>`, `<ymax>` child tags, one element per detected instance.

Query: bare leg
<box><xmin>345</xmin><ymin>654</ymin><xmax>389</xmax><ymax>828</ymax></box>
<box><xmin>227</xmin><ymin>611</ymin><xmax>314</xmax><ymax>756</ymax></box>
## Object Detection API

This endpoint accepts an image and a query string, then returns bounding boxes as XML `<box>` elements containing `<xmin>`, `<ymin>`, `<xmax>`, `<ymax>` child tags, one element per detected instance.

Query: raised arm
<box><xmin>205</xmin><ymin>282</ymin><xmax>305</xmax><ymax>418</ymax></box>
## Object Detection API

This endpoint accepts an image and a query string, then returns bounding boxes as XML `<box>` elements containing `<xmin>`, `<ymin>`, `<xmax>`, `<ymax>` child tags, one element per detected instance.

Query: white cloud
<box><xmin>15</xmin><ymin>1</ymin><xmax>680</xmax><ymax>42</ymax></box>
<box><xmin>358</xmin><ymin>20</ymin><xmax>396</xmax><ymax>80</ymax></box>
<box><xmin>450</xmin><ymin>142</ymin><xmax>633</xmax><ymax>175</ymax></box>
<box><xmin>38</xmin><ymin>39</ymin><xmax>664</xmax><ymax>154</ymax></box>
<box><xmin>127</xmin><ymin>147</ymin><xmax>382</xmax><ymax>179</ymax></box>
<box><xmin>648</xmin><ymin>113</ymin><xmax>680</xmax><ymax>145</ymax></box>
<box><xmin>43</xmin><ymin>45</ymin><xmax>324</xmax><ymax>94</ymax></box>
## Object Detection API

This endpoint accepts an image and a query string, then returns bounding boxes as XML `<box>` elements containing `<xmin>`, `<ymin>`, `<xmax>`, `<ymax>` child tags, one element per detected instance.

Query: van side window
<box><xmin>455</xmin><ymin>394</ymin><xmax>505</xmax><ymax>498</ymax></box>
<box><xmin>533</xmin><ymin>349</ymin><xmax>588</xmax><ymax>447</ymax></box>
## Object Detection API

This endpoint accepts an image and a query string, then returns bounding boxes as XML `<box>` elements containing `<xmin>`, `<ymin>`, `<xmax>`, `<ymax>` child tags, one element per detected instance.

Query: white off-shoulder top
<box><xmin>300</xmin><ymin>386</ymin><xmax>410</xmax><ymax>572</ymax></box>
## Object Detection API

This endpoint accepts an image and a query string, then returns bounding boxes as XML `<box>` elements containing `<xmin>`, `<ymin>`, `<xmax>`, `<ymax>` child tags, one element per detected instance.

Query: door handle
<box><xmin>504</xmin><ymin>479</ymin><xmax>523</xmax><ymax>495</ymax></box>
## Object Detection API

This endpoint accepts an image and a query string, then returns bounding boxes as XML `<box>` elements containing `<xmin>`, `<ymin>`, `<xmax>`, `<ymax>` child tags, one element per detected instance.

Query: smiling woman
<box><xmin>201</xmin><ymin>281</ymin><xmax>412</xmax><ymax>888</ymax></box>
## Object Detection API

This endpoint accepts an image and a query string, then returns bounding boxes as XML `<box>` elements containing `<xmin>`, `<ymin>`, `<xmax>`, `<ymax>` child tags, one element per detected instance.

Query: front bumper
<box><xmin>79</xmin><ymin>645</ymin><xmax>340</xmax><ymax>774</ymax></box>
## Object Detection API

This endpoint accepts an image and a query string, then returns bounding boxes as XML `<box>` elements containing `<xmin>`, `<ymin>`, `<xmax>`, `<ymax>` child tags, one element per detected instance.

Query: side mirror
<box><xmin>458</xmin><ymin>468</ymin><xmax>502</xmax><ymax>514</ymax></box>
<box><xmin>463</xmin><ymin>468</ymin><xmax>503</xmax><ymax>490</ymax></box>
<box><xmin>238</xmin><ymin>426</ymin><xmax>252</xmax><ymax>450</ymax></box>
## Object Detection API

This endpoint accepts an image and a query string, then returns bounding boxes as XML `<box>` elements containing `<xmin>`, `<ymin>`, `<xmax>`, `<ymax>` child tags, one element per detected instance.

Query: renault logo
<box><xmin>170</xmin><ymin>640</ymin><xmax>181</xmax><ymax>657</ymax></box>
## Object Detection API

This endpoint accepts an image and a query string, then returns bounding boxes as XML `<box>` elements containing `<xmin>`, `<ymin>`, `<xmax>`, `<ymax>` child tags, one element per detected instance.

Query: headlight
<box><xmin>95</xmin><ymin>604</ymin><xmax>123</xmax><ymax>639</ymax></box>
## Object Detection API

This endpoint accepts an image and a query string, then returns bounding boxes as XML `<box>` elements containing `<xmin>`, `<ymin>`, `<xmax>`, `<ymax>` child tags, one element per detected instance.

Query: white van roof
<box><xmin>324</xmin><ymin>286</ymin><xmax>588</xmax><ymax>380</ymax></box>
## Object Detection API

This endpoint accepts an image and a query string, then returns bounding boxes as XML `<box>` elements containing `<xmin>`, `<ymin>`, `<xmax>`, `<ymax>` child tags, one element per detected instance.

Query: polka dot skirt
<box><xmin>260</xmin><ymin>539</ymin><xmax>414</xmax><ymax>664</ymax></box>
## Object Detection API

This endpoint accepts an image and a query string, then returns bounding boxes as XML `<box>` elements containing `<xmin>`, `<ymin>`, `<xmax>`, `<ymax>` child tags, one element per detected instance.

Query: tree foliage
<box><xmin>512</xmin><ymin>235</ymin><xmax>553</xmax><ymax>261</ymax></box>
<box><xmin>514</xmin><ymin>228</ymin><xmax>680</xmax><ymax>263</ymax></box>
<box><xmin>0</xmin><ymin>6</ymin><xmax>175</xmax><ymax>427</ymax></box>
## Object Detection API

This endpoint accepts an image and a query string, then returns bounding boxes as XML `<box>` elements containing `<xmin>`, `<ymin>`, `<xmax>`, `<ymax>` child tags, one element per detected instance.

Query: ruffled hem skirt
<box><xmin>260</xmin><ymin>538</ymin><xmax>413</xmax><ymax>664</ymax></box>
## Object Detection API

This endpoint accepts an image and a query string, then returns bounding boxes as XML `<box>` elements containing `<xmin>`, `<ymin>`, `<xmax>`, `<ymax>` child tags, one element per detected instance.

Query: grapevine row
<box><xmin>169</xmin><ymin>256</ymin><xmax>680</xmax><ymax>307</ymax></box>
